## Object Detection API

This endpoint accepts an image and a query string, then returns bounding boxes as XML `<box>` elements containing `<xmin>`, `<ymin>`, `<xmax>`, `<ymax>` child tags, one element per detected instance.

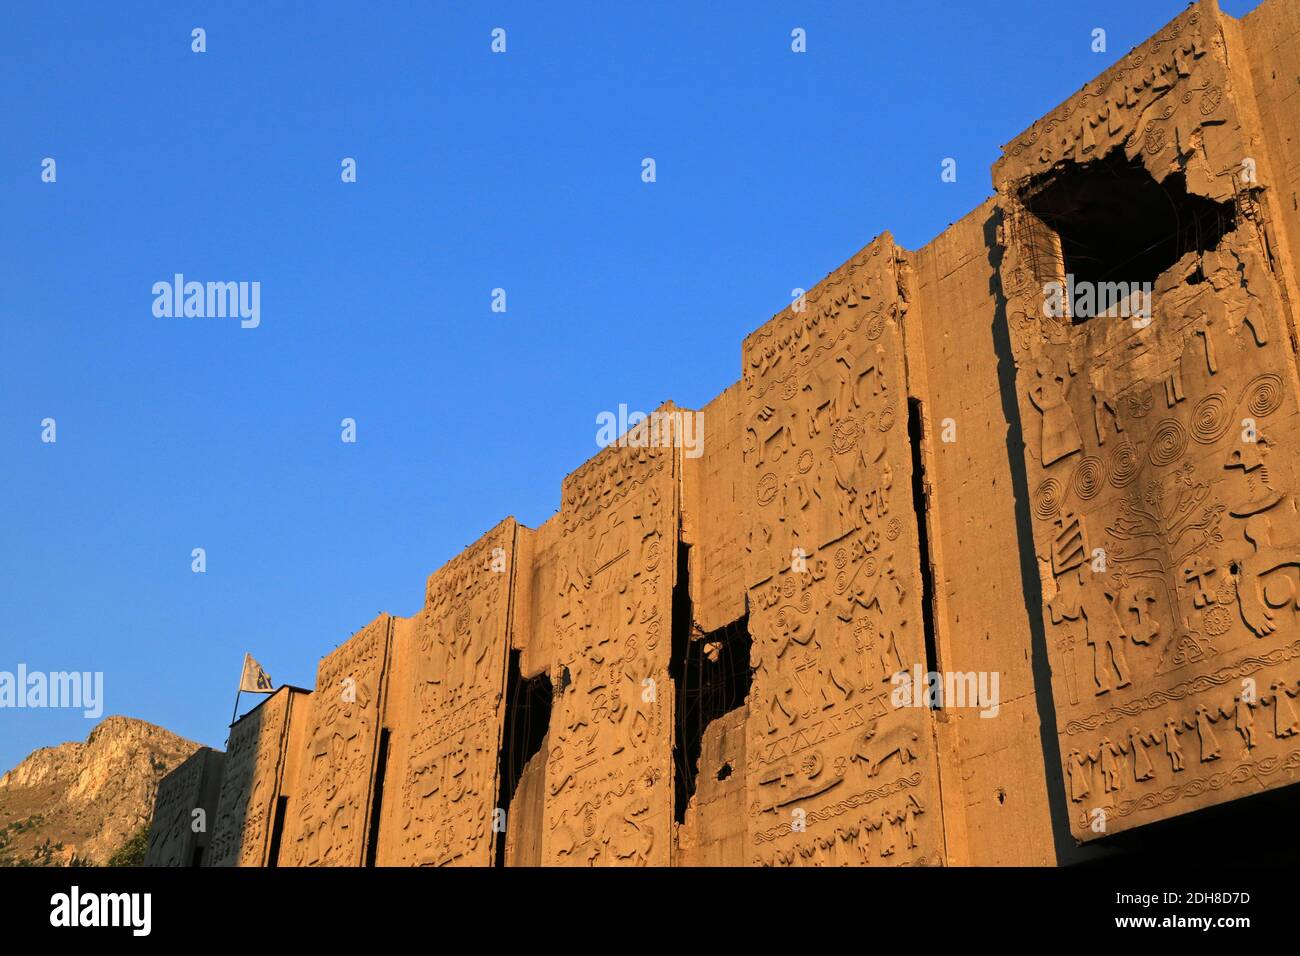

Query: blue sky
<box><xmin>0</xmin><ymin>0</ymin><xmax>1261</xmax><ymax>769</ymax></box>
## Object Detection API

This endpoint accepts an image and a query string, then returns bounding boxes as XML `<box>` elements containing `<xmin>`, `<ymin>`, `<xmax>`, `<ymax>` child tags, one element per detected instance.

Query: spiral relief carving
<box><xmin>775</xmin><ymin>593</ymin><xmax>813</xmax><ymax>628</ymax></box>
<box><xmin>1034</xmin><ymin>477</ymin><xmax>1064</xmax><ymax>519</ymax></box>
<box><xmin>1148</xmin><ymin>418</ymin><xmax>1187</xmax><ymax>467</ymax></box>
<box><xmin>1107</xmin><ymin>441</ymin><xmax>1140</xmax><ymax>487</ymax></box>
<box><xmin>1243</xmin><ymin>372</ymin><xmax>1284</xmax><ymax>418</ymax></box>
<box><xmin>1071</xmin><ymin>457</ymin><xmax>1105</xmax><ymax>501</ymax></box>
<box><xmin>1190</xmin><ymin>392</ymin><xmax>1230</xmax><ymax>444</ymax></box>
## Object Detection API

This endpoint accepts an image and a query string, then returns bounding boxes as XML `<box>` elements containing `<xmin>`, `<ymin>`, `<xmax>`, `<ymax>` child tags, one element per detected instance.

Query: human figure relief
<box><xmin>1161</xmin><ymin>717</ymin><xmax>1185</xmax><ymax>772</ymax></box>
<box><xmin>1098</xmin><ymin>736</ymin><xmax>1124</xmax><ymax>793</ymax></box>
<box><xmin>813</xmin><ymin>621</ymin><xmax>858</xmax><ymax>704</ymax></box>
<box><xmin>1227</xmin><ymin>694</ymin><xmax>1257</xmax><ymax>752</ymax></box>
<box><xmin>874</xmin><ymin>627</ymin><xmax>907</xmax><ymax>683</ymax></box>
<box><xmin>807</xmin><ymin>353</ymin><xmax>857</xmax><ymax>437</ymax></box>
<box><xmin>1127</xmin><ymin>726</ymin><xmax>1155</xmax><ymax>781</ymax></box>
<box><xmin>1268</xmin><ymin>680</ymin><xmax>1300</xmax><ymax>739</ymax></box>
<box><xmin>1028</xmin><ymin>361</ymin><xmax>1082</xmax><ymax>466</ymax></box>
<box><xmin>1186</xmin><ymin>705</ymin><xmax>1221</xmax><ymax>762</ymax></box>
<box><xmin>1049</xmin><ymin>569</ymin><xmax>1131</xmax><ymax>694</ymax></box>
<box><xmin>878</xmin><ymin>806</ymin><xmax>896</xmax><ymax>857</ymax></box>
<box><xmin>754</xmin><ymin>601</ymin><xmax>817</xmax><ymax>733</ymax></box>
<box><xmin>855</xmin><ymin>819</ymin><xmax>873</xmax><ymax>865</ymax></box>
<box><xmin>901</xmin><ymin>795</ymin><xmax>924</xmax><ymax>850</ymax></box>
<box><xmin>831</xmin><ymin>428</ymin><xmax>887</xmax><ymax>525</ymax></box>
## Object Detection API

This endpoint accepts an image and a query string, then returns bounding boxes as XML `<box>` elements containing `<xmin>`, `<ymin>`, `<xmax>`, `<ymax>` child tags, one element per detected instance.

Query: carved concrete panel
<box><xmin>381</xmin><ymin>519</ymin><xmax>516</xmax><ymax>866</ymax></box>
<box><xmin>145</xmin><ymin>747</ymin><xmax>224</xmax><ymax>867</ymax></box>
<box><xmin>281</xmin><ymin>616</ymin><xmax>391</xmax><ymax>865</ymax></box>
<box><xmin>529</xmin><ymin>412</ymin><xmax>678</xmax><ymax>865</ymax></box>
<box><xmin>741</xmin><ymin>235</ymin><xmax>946</xmax><ymax>866</ymax></box>
<box><xmin>994</xmin><ymin>2</ymin><xmax>1300</xmax><ymax>840</ymax></box>
<box><xmin>208</xmin><ymin>687</ymin><xmax>308</xmax><ymax>867</ymax></box>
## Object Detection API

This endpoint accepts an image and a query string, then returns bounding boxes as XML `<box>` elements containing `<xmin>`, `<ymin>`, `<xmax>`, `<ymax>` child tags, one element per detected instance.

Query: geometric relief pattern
<box><xmin>280</xmin><ymin>616</ymin><xmax>390</xmax><ymax>865</ymax></box>
<box><xmin>144</xmin><ymin>749</ymin><xmax>221</xmax><ymax>867</ymax></box>
<box><xmin>385</xmin><ymin>519</ymin><xmax>516</xmax><ymax>866</ymax></box>
<box><xmin>208</xmin><ymin>689</ymin><xmax>294</xmax><ymax>867</ymax></box>
<box><xmin>534</xmin><ymin>420</ymin><xmax>677</xmax><ymax>866</ymax></box>
<box><xmin>996</xmin><ymin>3</ymin><xmax>1300</xmax><ymax>840</ymax></box>
<box><xmin>741</xmin><ymin>235</ymin><xmax>946</xmax><ymax>866</ymax></box>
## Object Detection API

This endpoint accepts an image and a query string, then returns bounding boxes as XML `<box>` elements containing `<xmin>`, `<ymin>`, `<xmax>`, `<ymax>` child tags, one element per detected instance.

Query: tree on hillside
<box><xmin>107</xmin><ymin>825</ymin><xmax>149</xmax><ymax>867</ymax></box>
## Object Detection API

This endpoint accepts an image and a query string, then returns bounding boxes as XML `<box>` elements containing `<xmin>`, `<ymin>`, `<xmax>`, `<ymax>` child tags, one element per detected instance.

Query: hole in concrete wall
<box><xmin>267</xmin><ymin>796</ymin><xmax>288</xmax><ymax>868</ymax></box>
<box><xmin>907</xmin><ymin>398</ymin><xmax>941</xmax><ymax>707</ymax></box>
<box><xmin>364</xmin><ymin>727</ymin><xmax>391</xmax><ymax>867</ymax></box>
<box><xmin>1023</xmin><ymin>147</ymin><xmax>1237</xmax><ymax>318</ymax></box>
<box><xmin>672</xmin><ymin>541</ymin><xmax>752</xmax><ymax>823</ymax></box>
<box><xmin>716</xmin><ymin>763</ymin><xmax>732</xmax><ymax>781</ymax></box>
<box><xmin>494</xmin><ymin>649</ymin><xmax>553</xmax><ymax>867</ymax></box>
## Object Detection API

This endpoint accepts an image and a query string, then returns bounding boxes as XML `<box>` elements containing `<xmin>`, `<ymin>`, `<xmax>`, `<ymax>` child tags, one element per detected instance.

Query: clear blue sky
<box><xmin>0</xmin><ymin>0</ymin><xmax>1260</xmax><ymax>769</ymax></box>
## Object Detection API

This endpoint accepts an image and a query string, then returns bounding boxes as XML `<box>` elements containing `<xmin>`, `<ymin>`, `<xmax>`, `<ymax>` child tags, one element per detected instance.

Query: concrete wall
<box><xmin>159</xmin><ymin>0</ymin><xmax>1300</xmax><ymax>867</ymax></box>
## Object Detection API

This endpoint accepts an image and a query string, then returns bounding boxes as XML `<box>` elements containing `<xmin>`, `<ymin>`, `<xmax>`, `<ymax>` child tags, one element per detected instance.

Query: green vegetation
<box><xmin>0</xmin><ymin>817</ymin><xmax>69</xmax><ymax>867</ymax></box>
<box><xmin>107</xmin><ymin>825</ymin><xmax>149</xmax><ymax>867</ymax></box>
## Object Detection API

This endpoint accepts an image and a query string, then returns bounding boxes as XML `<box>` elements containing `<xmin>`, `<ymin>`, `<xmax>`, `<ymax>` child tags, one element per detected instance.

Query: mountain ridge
<box><xmin>0</xmin><ymin>715</ymin><xmax>201</xmax><ymax>865</ymax></box>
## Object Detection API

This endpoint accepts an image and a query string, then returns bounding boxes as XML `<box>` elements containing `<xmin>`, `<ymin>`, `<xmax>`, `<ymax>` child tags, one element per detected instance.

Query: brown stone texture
<box><xmin>684</xmin><ymin>382</ymin><xmax>747</xmax><ymax>634</ymax></box>
<box><xmin>1</xmin><ymin>716</ymin><xmax>200</xmax><ymax>866</ymax></box>
<box><xmin>501</xmin><ymin>731</ymin><xmax>548</xmax><ymax>867</ymax></box>
<box><xmin>527</xmin><ymin>416</ymin><xmax>678</xmax><ymax>865</ymax></box>
<box><xmin>741</xmin><ymin>235</ymin><xmax>945</xmax><ymax>867</ymax></box>
<box><xmin>208</xmin><ymin>687</ymin><xmax>310</xmax><ymax>867</ymax></box>
<box><xmin>675</xmin><ymin>706</ymin><xmax>747</xmax><ymax>866</ymax></box>
<box><xmin>993</xmin><ymin>0</ymin><xmax>1300</xmax><ymax>842</ymax></box>
<box><xmin>144</xmin><ymin>747</ymin><xmax>224</xmax><ymax>867</ymax></box>
<box><xmin>280</xmin><ymin>616</ymin><xmax>391</xmax><ymax>865</ymax></box>
<box><xmin>377</xmin><ymin>519</ymin><xmax>517</xmax><ymax>866</ymax></box>
<box><xmin>905</xmin><ymin>201</ymin><xmax>1058</xmax><ymax>864</ymax></box>
<box><xmin>154</xmin><ymin>0</ymin><xmax>1300</xmax><ymax>865</ymax></box>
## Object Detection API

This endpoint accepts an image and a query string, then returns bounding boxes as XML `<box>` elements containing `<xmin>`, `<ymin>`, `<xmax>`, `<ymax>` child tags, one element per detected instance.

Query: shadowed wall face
<box><xmin>208</xmin><ymin>687</ymin><xmax>310</xmax><ymax>868</ymax></box>
<box><xmin>994</xmin><ymin>1</ymin><xmax>1300</xmax><ymax>842</ymax></box>
<box><xmin>145</xmin><ymin>748</ymin><xmax>224</xmax><ymax>868</ymax></box>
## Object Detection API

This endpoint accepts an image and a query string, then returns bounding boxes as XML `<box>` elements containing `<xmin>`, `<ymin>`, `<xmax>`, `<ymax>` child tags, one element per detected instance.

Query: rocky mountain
<box><xmin>0</xmin><ymin>716</ymin><xmax>201</xmax><ymax>866</ymax></box>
